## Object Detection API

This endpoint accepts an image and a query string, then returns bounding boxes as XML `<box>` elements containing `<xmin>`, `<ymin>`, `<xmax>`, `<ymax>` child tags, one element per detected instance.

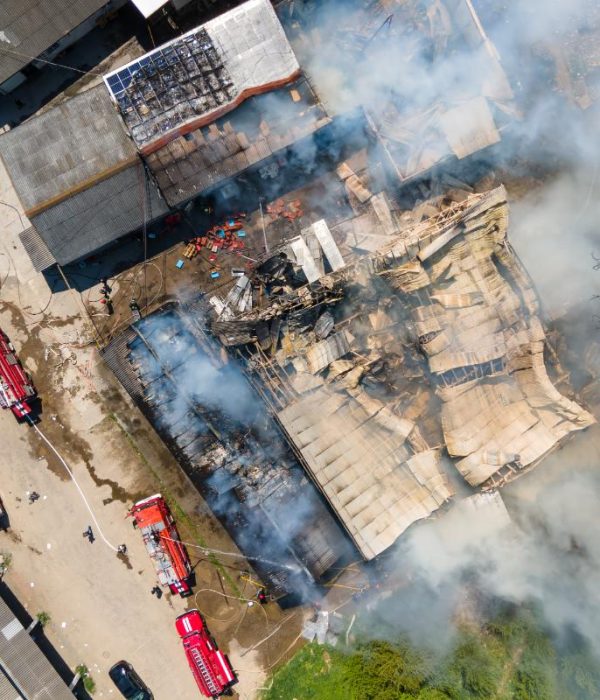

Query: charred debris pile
<box><xmin>103</xmin><ymin>301</ymin><xmax>352</xmax><ymax>605</ymax></box>
<box><xmin>103</xmin><ymin>155</ymin><xmax>594</xmax><ymax>601</ymax></box>
<box><xmin>208</xmin><ymin>183</ymin><xmax>594</xmax><ymax>561</ymax></box>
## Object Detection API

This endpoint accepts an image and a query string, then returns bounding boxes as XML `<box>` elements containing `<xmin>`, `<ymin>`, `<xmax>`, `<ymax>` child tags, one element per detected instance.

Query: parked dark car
<box><xmin>108</xmin><ymin>661</ymin><xmax>153</xmax><ymax>700</ymax></box>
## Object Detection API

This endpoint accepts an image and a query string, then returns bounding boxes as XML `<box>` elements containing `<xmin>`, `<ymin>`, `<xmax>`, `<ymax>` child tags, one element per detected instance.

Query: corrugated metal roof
<box><xmin>29</xmin><ymin>163</ymin><xmax>168</xmax><ymax>266</ymax></box>
<box><xmin>0</xmin><ymin>667</ymin><xmax>23</xmax><ymax>700</ymax></box>
<box><xmin>18</xmin><ymin>226</ymin><xmax>56</xmax><ymax>272</ymax></box>
<box><xmin>0</xmin><ymin>597</ymin><xmax>73</xmax><ymax>699</ymax></box>
<box><xmin>0</xmin><ymin>0</ymin><xmax>109</xmax><ymax>84</ymax></box>
<box><xmin>0</xmin><ymin>84</ymin><xmax>136</xmax><ymax>213</ymax></box>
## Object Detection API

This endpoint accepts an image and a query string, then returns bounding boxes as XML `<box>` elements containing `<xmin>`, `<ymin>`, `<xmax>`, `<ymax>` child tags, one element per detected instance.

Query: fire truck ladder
<box><xmin>145</xmin><ymin>530</ymin><xmax>175</xmax><ymax>583</ymax></box>
<box><xmin>0</xmin><ymin>382</ymin><xmax>9</xmax><ymax>408</ymax></box>
<box><xmin>190</xmin><ymin>647</ymin><xmax>219</xmax><ymax>697</ymax></box>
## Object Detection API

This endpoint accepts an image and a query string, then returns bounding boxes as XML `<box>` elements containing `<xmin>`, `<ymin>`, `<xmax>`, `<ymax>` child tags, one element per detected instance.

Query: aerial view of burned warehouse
<box><xmin>1</xmin><ymin>0</ymin><xmax>600</xmax><ymax>696</ymax></box>
<box><xmin>1</xmin><ymin>0</ymin><xmax>598</xmax><ymax>642</ymax></box>
<box><xmin>79</xmin><ymin>0</ymin><xmax>594</xmax><ymax>604</ymax></box>
<box><xmin>0</xmin><ymin>0</ymin><xmax>600</xmax><ymax>700</ymax></box>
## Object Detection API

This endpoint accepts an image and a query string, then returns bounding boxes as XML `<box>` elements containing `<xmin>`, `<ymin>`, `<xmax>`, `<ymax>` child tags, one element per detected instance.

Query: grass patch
<box><xmin>263</xmin><ymin>607</ymin><xmax>600</xmax><ymax>700</ymax></box>
<box><xmin>76</xmin><ymin>664</ymin><xmax>96</xmax><ymax>694</ymax></box>
<box><xmin>36</xmin><ymin>611</ymin><xmax>51</xmax><ymax>627</ymax></box>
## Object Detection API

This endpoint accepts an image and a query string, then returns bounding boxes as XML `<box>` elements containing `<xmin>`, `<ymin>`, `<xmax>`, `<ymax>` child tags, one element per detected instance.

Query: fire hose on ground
<box><xmin>26</xmin><ymin>416</ymin><xmax>119</xmax><ymax>552</ymax></box>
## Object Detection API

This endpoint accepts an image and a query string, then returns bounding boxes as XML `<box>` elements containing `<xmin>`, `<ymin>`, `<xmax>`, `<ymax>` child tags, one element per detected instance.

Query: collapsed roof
<box><xmin>208</xmin><ymin>185</ymin><xmax>594</xmax><ymax>558</ymax></box>
<box><xmin>372</xmin><ymin>187</ymin><xmax>595</xmax><ymax>487</ymax></box>
<box><xmin>285</xmin><ymin>0</ymin><xmax>516</xmax><ymax>182</ymax></box>
<box><xmin>145</xmin><ymin>76</ymin><xmax>331</xmax><ymax>207</ymax></box>
<box><xmin>104</xmin><ymin>0</ymin><xmax>300</xmax><ymax>153</ymax></box>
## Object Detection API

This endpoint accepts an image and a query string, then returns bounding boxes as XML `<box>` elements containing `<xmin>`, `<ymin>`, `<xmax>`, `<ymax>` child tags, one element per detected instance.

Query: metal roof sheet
<box><xmin>29</xmin><ymin>163</ymin><xmax>168</xmax><ymax>266</ymax></box>
<box><xmin>0</xmin><ymin>0</ymin><xmax>108</xmax><ymax>84</ymax></box>
<box><xmin>0</xmin><ymin>84</ymin><xmax>137</xmax><ymax>214</ymax></box>
<box><xmin>0</xmin><ymin>596</ymin><xmax>73</xmax><ymax>700</ymax></box>
<box><xmin>18</xmin><ymin>226</ymin><xmax>56</xmax><ymax>272</ymax></box>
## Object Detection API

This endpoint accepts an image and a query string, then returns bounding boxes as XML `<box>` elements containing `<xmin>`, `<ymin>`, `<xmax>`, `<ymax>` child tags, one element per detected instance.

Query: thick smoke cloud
<box><xmin>137</xmin><ymin>313</ymin><xmax>257</xmax><ymax>427</ymax></box>
<box><xmin>510</xmin><ymin>170</ymin><xmax>600</xmax><ymax>318</ymax></box>
<box><xmin>275</xmin><ymin>0</ymin><xmax>600</xmax><ymax>662</ymax></box>
<box><xmin>366</xmin><ymin>461</ymin><xmax>600</xmax><ymax>658</ymax></box>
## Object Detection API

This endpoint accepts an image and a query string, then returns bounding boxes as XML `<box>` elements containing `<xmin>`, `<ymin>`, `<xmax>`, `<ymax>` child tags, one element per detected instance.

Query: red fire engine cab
<box><xmin>176</xmin><ymin>610</ymin><xmax>236</xmax><ymax>698</ymax></box>
<box><xmin>129</xmin><ymin>494</ymin><xmax>193</xmax><ymax>597</ymax></box>
<box><xmin>0</xmin><ymin>329</ymin><xmax>36</xmax><ymax>419</ymax></box>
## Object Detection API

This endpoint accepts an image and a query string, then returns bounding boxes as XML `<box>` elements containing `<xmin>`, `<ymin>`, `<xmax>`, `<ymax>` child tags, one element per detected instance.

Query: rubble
<box><xmin>203</xmin><ymin>186</ymin><xmax>594</xmax><ymax>559</ymax></box>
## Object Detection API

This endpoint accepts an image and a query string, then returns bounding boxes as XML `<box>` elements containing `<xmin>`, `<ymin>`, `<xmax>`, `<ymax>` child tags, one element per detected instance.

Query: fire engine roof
<box><xmin>133</xmin><ymin>499</ymin><xmax>166</xmax><ymax>530</ymax></box>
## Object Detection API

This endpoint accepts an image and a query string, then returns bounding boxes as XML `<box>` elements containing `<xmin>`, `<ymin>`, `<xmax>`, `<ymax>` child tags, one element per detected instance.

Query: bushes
<box><xmin>75</xmin><ymin>665</ymin><xmax>96</xmax><ymax>695</ymax></box>
<box><xmin>263</xmin><ymin>607</ymin><xmax>600</xmax><ymax>700</ymax></box>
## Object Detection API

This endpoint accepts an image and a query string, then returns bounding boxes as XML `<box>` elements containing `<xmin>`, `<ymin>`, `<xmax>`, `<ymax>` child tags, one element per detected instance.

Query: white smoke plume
<box><xmin>269</xmin><ymin>0</ymin><xmax>600</xmax><ymax>663</ymax></box>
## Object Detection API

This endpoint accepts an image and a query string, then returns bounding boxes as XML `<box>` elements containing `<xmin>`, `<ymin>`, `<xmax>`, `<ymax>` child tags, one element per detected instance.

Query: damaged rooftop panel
<box><xmin>371</xmin><ymin>188</ymin><xmax>596</xmax><ymax>488</ymax></box>
<box><xmin>103</xmin><ymin>0</ymin><xmax>300</xmax><ymax>153</ymax></box>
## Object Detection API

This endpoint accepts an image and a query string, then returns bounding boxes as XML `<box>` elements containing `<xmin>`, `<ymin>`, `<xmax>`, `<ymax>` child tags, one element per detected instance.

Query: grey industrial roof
<box><xmin>0</xmin><ymin>668</ymin><xmax>22</xmax><ymax>700</ymax></box>
<box><xmin>29</xmin><ymin>163</ymin><xmax>168</xmax><ymax>266</ymax></box>
<box><xmin>0</xmin><ymin>84</ymin><xmax>137</xmax><ymax>214</ymax></box>
<box><xmin>0</xmin><ymin>596</ymin><xmax>73</xmax><ymax>699</ymax></box>
<box><xmin>0</xmin><ymin>0</ymin><xmax>108</xmax><ymax>85</ymax></box>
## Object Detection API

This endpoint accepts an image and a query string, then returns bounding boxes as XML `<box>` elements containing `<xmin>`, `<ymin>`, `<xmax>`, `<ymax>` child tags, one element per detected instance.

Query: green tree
<box><xmin>438</xmin><ymin>633</ymin><xmax>503</xmax><ymax>698</ymax></box>
<box><xmin>346</xmin><ymin>640</ymin><xmax>428</xmax><ymax>699</ymax></box>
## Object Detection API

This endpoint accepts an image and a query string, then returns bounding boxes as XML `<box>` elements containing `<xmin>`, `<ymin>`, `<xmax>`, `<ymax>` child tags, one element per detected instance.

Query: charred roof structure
<box><xmin>104</xmin><ymin>0</ymin><xmax>301</xmax><ymax>153</ymax></box>
<box><xmin>0</xmin><ymin>84</ymin><xmax>167</xmax><ymax>271</ymax></box>
<box><xmin>207</xmin><ymin>185</ymin><xmax>594</xmax><ymax>558</ymax></box>
<box><xmin>144</xmin><ymin>76</ymin><xmax>331</xmax><ymax>207</ymax></box>
<box><xmin>105</xmin><ymin>0</ymin><xmax>334</xmax><ymax>208</ymax></box>
<box><xmin>283</xmin><ymin>0</ymin><xmax>516</xmax><ymax>184</ymax></box>
<box><xmin>102</xmin><ymin>302</ymin><xmax>352</xmax><ymax>604</ymax></box>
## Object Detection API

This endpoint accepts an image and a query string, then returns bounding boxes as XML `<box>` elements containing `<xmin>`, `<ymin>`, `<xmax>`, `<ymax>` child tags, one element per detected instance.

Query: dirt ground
<box><xmin>0</xmin><ymin>152</ymin><xmax>307</xmax><ymax>700</ymax></box>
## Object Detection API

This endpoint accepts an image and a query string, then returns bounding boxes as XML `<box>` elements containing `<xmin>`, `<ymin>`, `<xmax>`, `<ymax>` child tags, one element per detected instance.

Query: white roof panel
<box><xmin>130</xmin><ymin>0</ymin><xmax>168</xmax><ymax>18</ymax></box>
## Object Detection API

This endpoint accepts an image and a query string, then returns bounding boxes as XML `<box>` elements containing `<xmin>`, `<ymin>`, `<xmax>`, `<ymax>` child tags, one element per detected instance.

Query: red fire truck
<box><xmin>175</xmin><ymin>610</ymin><xmax>236</xmax><ymax>698</ymax></box>
<box><xmin>0</xmin><ymin>329</ymin><xmax>36</xmax><ymax>419</ymax></box>
<box><xmin>129</xmin><ymin>494</ymin><xmax>193</xmax><ymax>597</ymax></box>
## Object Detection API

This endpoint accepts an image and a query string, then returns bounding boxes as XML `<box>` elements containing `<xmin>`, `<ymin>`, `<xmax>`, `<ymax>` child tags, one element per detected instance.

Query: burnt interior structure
<box><xmin>105</xmin><ymin>28</ymin><xmax>238</xmax><ymax>148</ymax></box>
<box><xmin>102</xmin><ymin>301</ymin><xmax>353</xmax><ymax>605</ymax></box>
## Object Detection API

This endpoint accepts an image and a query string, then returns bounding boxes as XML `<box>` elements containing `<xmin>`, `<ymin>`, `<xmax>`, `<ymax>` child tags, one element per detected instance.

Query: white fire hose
<box><xmin>26</xmin><ymin>416</ymin><xmax>118</xmax><ymax>552</ymax></box>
